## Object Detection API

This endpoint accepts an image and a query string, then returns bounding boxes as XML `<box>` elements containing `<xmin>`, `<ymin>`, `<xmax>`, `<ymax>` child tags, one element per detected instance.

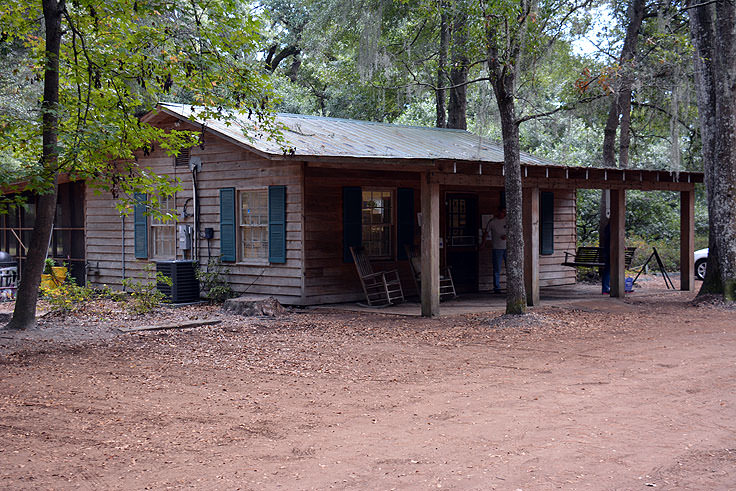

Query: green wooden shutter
<box><xmin>397</xmin><ymin>187</ymin><xmax>414</xmax><ymax>260</ymax></box>
<box><xmin>540</xmin><ymin>191</ymin><xmax>555</xmax><ymax>255</ymax></box>
<box><xmin>219</xmin><ymin>187</ymin><xmax>236</xmax><ymax>262</ymax></box>
<box><xmin>343</xmin><ymin>186</ymin><xmax>362</xmax><ymax>263</ymax></box>
<box><xmin>133</xmin><ymin>193</ymin><xmax>148</xmax><ymax>259</ymax></box>
<box><xmin>268</xmin><ymin>185</ymin><xmax>286</xmax><ymax>263</ymax></box>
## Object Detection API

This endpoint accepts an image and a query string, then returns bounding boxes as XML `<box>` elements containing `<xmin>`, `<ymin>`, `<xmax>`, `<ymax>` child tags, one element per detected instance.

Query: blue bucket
<box><xmin>625</xmin><ymin>277</ymin><xmax>634</xmax><ymax>292</ymax></box>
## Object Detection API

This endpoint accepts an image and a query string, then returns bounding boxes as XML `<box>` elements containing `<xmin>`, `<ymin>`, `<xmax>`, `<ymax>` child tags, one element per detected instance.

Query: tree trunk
<box><xmin>616</xmin><ymin>0</ymin><xmax>645</xmax><ymax>170</ymax></box>
<box><xmin>711</xmin><ymin>0</ymin><xmax>736</xmax><ymax>299</ymax></box>
<box><xmin>489</xmin><ymin>52</ymin><xmax>526</xmax><ymax>314</ymax></box>
<box><xmin>447</xmin><ymin>4</ymin><xmax>467</xmax><ymax>130</ymax></box>
<box><xmin>6</xmin><ymin>0</ymin><xmax>63</xmax><ymax>330</ymax></box>
<box><xmin>436</xmin><ymin>6</ymin><xmax>449</xmax><ymax>128</ymax></box>
<box><xmin>689</xmin><ymin>0</ymin><xmax>736</xmax><ymax>300</ymax></box>
<box><xmin>599</xmin><ymin>0</ymin><xmax>645</xmax><ymax>240</ymax></box>
<box><xmin>617</xmin><ymin>81</ymin><xmax>633</xmax><ymax>169</ymax></box>
<box><xmin>689</xmin><ymin>1</ymin><xmax>722</xmax><ymax>294</ymax></box>
<box><xmin>497</xmin><ymin>99</ymin><xmax>526</xmax><ymax>314</ymax></box>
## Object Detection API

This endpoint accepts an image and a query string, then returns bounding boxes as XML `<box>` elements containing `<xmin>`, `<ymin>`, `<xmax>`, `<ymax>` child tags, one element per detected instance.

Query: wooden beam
<box><xmin>520</xmin><ymin>177</ymin><xmax>697</xmax><ymax>192</ymax></box>
<box><xmin>523</xmin><ymin>187</ymin><xmax>540</xmax><ymax>306</ymax></box>
<box><xmin>610</xmin><ymin>188</ymin><xmax>626</xmax><ymax>298</ymax></box>
<box><xmin>680</xmin><ymin>189</ymin><xmax>695</xmax><ymax>291</ymax></box>
<box><xmin>421</xmin><ymin>172</ymin><xmax>440</xmax><ymax>317</ymax></box>
<box><xmin>304</xmin><ymin>159</ymin><xmax>434</xmax><ymax>172</ymax></box>
<box><xmin>433</xmin><ymin>173</ymin><xmax>504</xmax><ymax>187</ymax></box>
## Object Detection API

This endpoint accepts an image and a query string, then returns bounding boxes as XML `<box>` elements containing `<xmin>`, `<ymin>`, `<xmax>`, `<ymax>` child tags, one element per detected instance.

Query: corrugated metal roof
<box><xmin>157</xmin><ymin>103</ymin><xmax>558</xmax><ymax>166</ymax></box>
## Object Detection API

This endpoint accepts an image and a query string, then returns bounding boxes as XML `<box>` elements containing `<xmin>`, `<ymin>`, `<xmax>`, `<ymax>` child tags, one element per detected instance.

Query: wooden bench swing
<box><xmin>562</xmin><ymin>246</ymin><xmax>637</xmax><ymax>269</ymax></box>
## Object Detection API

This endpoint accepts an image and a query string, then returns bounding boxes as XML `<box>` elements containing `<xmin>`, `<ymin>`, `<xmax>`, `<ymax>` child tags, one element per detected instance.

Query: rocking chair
<box><xmin>404</xmin><ymin>244</ymin><xmax>457</xmax><ymax>301</ymax></box>
<box><xmin>349</xmin><ymin>246</ymin><xmax>405</xmax><ymax>307</ymax></box>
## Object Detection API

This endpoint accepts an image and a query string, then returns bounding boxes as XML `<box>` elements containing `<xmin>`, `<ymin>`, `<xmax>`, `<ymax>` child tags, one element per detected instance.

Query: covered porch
<box><xmin>417</xmin><ymin>163</ymin><xmax>702</xmax><ymax>317</ymax></box>
<box><xmin>318</xmin><ymin>274</ymin><xmax>694</xmax><ymax>317</ymax></box>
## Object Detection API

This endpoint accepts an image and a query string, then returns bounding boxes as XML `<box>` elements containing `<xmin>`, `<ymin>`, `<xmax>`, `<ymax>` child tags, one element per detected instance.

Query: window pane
<box><xmin>361</xmin><ymin>190</ymin><xmax>393</xmax><ymax>257</ymax></box>
<box><xmin>151</xmin><ymin>195</ymin><xmax>176</xmax><ymax>258</ymax></box>
<box><xmin>240</xmin><ymin>190</ymin><xmax>268</xmax><ymax>260</ymax></box>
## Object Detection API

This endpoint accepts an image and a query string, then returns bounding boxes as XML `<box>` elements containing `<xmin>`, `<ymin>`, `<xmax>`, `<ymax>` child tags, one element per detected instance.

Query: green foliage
<box><xmin>121</xmin><ymin>264</ymin><xmax>171</xmax><ymax>315</ymax></box>
<box><xmin>577</xmin><ymin>188</ymin><xmax>708</xmax><ymax>244</ymax></box>
<box><xmin>95</xmin><ymin>284</ymin><xmax>128</xmax><ymax>302</ymax></box>
<box><xmin>43</xmin><ymin>258</ymin><xmax>55</xmax><ymax>274</ymax></box>
<box><xmin>0</xmin><ymin>0</ymin><xmax>277</xmax><ymax>199</ymax></box>
<box><xmin>576</xmin><ymin>188</ymin><xmax>709</xmax><ymax>271</ymax></box>
<box><xmin>196</xmin><ymin>259</ymin><xmax>235</xmax><ymax>304</ymax></box>
<box><xmin>42</xmin><ymin>276</ymin><xmax>94</xmax><ymax>313</ymax></box>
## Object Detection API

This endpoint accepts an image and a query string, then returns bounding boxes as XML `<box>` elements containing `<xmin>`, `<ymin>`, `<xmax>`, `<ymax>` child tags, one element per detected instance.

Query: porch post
<box><xmin>523</xmin><ymin>187</ymin><xmax>540</xmax><ymax>306</ymax></box>
<box><xmin>680</xmin><ymin>188</ymin><xmax>695</xmax><ymax>291</ymax></box>
<box><xmin>421</xmin><ymin>172</ymin><xmax>440</xmax><ymax>317</ymax></box>
<box><xmin>610</xmin><ymin>188</ymin><xmax>626</xmax><ymax>297</ymax></box>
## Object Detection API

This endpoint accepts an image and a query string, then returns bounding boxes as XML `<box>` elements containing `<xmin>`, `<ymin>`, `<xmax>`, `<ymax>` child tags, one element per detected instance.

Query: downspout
<box><xmin>192</xmin><ymin>168</ymin><xmax>199</xmax><ymax>262</ymax></box>
<box><xmin>121</xmin><ymin>214</ymin><xmax>126</xmax><ymax>290</ymax></box>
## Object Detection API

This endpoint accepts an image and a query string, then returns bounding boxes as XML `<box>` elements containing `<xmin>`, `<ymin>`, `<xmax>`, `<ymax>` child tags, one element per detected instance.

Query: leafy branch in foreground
<box><xmin>1</xmin><ymin>0</ymin><xmax>279</xmax><ymax>329</ymax></box>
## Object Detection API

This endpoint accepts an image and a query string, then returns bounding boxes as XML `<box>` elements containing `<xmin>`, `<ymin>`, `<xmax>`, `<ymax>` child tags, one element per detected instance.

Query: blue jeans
<box><xmin>601</xmin><ymin>263</ymin><xmax>610</xmax><ymax>293</ymax></box>
<box><xmin>492</xmin><ymin>249</ymin><xmax>506</xmax><ymax>291</ymax></box>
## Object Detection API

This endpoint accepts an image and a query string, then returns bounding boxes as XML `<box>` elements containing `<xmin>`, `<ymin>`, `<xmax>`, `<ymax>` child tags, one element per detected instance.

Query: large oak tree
<box><xmin>689</xmin><ymin>0</ymin><xmax>736</xmax><ymax>300</ymax></box>
<box><xmin>0</xmin><ymin>0</ymin><xmax>276</xmax><ymax>329</ymax></box>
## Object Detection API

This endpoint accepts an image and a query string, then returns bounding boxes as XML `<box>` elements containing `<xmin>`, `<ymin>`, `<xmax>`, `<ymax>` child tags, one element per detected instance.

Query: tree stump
<box><xmin>222</xmin><ymin>296</ymin><xmax>286</xmax><ymax>317</ymax></box>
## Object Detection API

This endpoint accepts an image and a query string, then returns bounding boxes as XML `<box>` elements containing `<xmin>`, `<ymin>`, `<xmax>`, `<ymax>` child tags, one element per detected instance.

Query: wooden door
<box><xmin>445</xmin><ymin>193</ymin><xmax>478</xmax><ymax>292</ymax></box>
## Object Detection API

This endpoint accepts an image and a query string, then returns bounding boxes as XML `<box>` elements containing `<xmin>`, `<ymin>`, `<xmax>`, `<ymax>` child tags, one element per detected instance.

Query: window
<box><xmin>240</xmin><ymin>189</ymin><xmax>269</xmax><ymax>261</ymax></box>
<box><xmin>540</xmin><ymin>191</ymin><xmax>554</xmax><ymax>255</ymax></box>
<box><xmin>362</xmin><ymin>189</ymin><xmax>393</xmax><ymax>258</ymax></box>
<box><xmin>151</xmin><ymin>195</ymin><xmax>177</xmax><ymax>258</ymax></box>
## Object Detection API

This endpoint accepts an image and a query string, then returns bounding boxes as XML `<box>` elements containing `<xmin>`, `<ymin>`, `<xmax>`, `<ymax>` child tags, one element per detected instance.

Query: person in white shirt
<box><xmin>484</xmin><ymin>207</ymin><xmax>507</xmax><ymax>293</ymax></box>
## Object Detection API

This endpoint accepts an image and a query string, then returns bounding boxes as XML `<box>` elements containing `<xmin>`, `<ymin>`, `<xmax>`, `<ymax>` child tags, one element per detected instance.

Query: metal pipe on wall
<box><xmin>192</xmin><ymin>169</ymin><xmax>199</xmax><ymax>262</ymax></box>
<box><xmin>121</xmin><ymin>214</ymin><xmax>126</xmax><ymax>290</ymax></box>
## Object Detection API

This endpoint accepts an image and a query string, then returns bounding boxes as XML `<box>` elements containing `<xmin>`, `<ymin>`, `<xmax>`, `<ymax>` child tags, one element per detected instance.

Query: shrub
<box><xmin>42</xmin><ymin>276</ymin><xmax>94</xmax><ymax>313</ymax></box>
<box><xmin>627</xmin><ymin>234</ymin><xmax>709</xmax><ymax>273</ymax></box>
<box><xmin>96</xmin><ymin>284</ymin><xmax>128</xmax><ymax>302</ymax></box>
<box><xmin>122</xmin><ymin>264</ymin><xmax>172</xmax><ymax>314</ymax></box>
<box><xmin>197</xmin><ymin>259</ymin><xmax>235</xmax><ymax>303</ymax></box>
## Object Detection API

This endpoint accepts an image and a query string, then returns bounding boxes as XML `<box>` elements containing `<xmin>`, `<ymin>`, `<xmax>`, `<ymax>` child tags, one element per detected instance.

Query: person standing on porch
<box><xmin>600</xmin><ymin>219</ymin><xmax>611</xmax><ymax>294</ymax></box>
<box><xmin>483</xmin><ymin>207</ymin><xmax>507</xmax><ymax>294</ymax></box>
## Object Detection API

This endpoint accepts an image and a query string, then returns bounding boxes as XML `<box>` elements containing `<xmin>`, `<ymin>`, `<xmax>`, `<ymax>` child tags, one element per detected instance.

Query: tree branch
<box><xmin>680</xmin><ymin>0</ymin><xmax>719</xmax><ymax>11</ymax></box>
<box><xmin>515</xmin><ymin>94</ymin><xmax>605</xmax><ymax>125</ymax></box>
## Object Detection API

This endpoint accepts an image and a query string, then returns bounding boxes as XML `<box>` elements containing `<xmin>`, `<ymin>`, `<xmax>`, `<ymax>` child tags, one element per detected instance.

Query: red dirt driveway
<box><xmin>1</xmin><ymin>291</ymin><xmax>735</xmax><ymax>489</ymax></box>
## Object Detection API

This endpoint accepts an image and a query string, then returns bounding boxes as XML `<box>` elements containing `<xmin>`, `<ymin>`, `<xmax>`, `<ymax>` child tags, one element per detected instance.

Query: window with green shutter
<box><xmin>133</xmin><ymin>193</ymin><xmax>148</xmax><ymax>259</ymax></box>
<box><xmin>239</xmin><ymin>189</ymin><xmax>268</xmax><ymax>261</ymax></box>
<box><xmin>268</xmin><ymin>185</ymin><xmax>286</xmax><ymax>263</ymax></box>
<box><xmin>540</xmin><ymin>191</ymin><xmax>554</xmax><ymax>255</ymax></box>
<box><xmin>219</xmin><ymin>188</ymin><xmax>236</xmax><ymax>262</ymax></box>
<box><xmin>397</xmin><ymin>188</ymin><xmax>414</xmax><ymax>260</ymax></box>
<box><xmin>342</xmin><ymin>186</ymin><xmax>362</xmax><ymax>262</ymax></box>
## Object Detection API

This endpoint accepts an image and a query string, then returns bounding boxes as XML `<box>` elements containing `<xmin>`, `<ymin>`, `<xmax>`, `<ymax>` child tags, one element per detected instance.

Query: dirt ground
<box><xmin>1</xmin><ymin>282</ymin><xmax>735</xmax><ymax>490</ymax></box>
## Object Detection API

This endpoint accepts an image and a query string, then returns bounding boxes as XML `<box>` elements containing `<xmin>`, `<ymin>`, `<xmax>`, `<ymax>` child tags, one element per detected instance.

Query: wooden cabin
<box><xmin>60</xmin><ymin>103</ymin><xmax>702</xmax><ymax>312</ymax></box>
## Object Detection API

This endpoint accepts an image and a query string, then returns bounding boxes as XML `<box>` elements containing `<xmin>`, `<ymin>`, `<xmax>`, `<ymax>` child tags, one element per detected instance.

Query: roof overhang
<box><xmin>141</xmin><ymin>105</ymin><xmax>704</xmax><ymax>192</ymax></box>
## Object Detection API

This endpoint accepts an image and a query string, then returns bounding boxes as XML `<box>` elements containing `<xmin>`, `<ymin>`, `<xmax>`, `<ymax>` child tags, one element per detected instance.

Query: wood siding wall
<box><xmin>84</xmin><ymin>114</ymin><xmax>575</xmax><ymax>305</ymax></box>
<box><xmin>85</xmin><ymin>119</ymin><xmax>304</xmax><ymax>304</ymax></box>
<box><xmin>302</xmin><ymin>168</ymin><xmax>419</xmax><ymax>304</ymax></box>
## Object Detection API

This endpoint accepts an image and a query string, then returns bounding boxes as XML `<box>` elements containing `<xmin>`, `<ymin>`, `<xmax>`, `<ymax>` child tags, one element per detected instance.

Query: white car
<box><xmin>694</xmin><ymin>248</ymin><xmax>708</xmax><ymax>280</ymax></box>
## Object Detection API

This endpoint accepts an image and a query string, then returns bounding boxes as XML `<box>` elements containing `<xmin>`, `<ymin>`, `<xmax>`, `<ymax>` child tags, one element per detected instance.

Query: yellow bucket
<box><xmin>40</xmin><ymin>267</ymin><xmax>67</xmax><ymax>291</ymax></box>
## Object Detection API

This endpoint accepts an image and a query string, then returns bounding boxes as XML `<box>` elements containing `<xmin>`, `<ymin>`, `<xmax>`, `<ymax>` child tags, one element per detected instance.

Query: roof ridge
<box><xmin>276</xmin><ymin>112</ymin><xmax>470</xmax><ymax>133</ymax></box>
<box><xmin>160</xmin><ymin>102</ymin><xmax>472</xmax><ymax>135</ymax></box>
